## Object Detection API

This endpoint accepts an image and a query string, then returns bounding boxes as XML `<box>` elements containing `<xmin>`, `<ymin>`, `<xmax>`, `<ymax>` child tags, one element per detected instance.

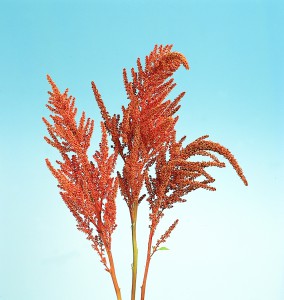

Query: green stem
<box><xmin>131</xmin><ymin>207</ymin><xmax>138</xmax><ymax>300</ymax></box>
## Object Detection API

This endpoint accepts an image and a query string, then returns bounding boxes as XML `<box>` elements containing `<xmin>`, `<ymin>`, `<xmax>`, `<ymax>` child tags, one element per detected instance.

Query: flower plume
<box><xmin>43</xmin><ymin>44</ymin><xmax>247</xmax><ymax>300</ymax></box>
<box><xmin>43</xmin><ymin>75</ymin><xmax>118</xmax><ymax>271</ymax></box>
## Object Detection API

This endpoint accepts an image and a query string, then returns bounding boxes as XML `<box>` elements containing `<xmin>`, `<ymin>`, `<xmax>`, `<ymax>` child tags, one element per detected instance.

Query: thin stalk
<box><xmin>131</xmin><ymin>206</ymin><xmax>138</xmax><ymax>300</ymax></box>
<box><xmin>140</xmin><ymin>229</ymin><xmax>154</xmax><ymax>300</ymax></box>
<box><xmin>106</xmin><ymin>247</ymin><xmax>122</xmax><ymax>300</ymax></box>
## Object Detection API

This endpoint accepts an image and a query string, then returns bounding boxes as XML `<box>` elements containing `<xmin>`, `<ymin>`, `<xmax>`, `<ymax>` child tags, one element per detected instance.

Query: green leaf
<box><xmin>158</xmin><ymin>246</ymin><xmax>170</xmax><ymax>251</ymax></box>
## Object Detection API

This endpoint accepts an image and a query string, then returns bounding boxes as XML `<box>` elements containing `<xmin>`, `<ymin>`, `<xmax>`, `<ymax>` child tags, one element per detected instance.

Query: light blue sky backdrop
<box><xmin>0</xmin><ymin>0</ymin><xmax>283</xmax><ymax>299</ymax></box>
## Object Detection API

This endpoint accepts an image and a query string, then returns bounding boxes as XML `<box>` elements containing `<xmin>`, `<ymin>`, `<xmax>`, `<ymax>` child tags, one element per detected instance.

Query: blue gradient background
<box><xmin>0</xmin><ymin>0</ymin><xmax>283</xmax><ymax>299</ymax></box>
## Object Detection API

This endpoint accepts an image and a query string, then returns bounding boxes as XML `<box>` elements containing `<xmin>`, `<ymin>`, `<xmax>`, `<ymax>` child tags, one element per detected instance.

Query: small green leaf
<box><xmin>158</xmin><ymin>246</ymin><xmax>170</xmax><ymax>251</ymax></box>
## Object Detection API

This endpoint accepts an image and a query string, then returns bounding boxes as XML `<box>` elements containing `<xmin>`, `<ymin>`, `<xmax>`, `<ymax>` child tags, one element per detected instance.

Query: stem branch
<box><xmin>106</xmin><ymin>247</ymin><xmax>122</xmax><ymax>300</ymax></box>
<box><xmin>140</xmin><ymin>229</ymin><xmax>154</xmax><ymax>300</ymax></box>
<box><xmin>131</xmin><ymin>207</ymin><xmax>138</xmax><ymax>300</ymax></box>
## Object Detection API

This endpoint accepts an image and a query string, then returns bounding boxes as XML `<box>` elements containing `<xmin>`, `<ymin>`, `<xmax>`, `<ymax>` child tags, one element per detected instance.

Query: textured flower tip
<box><xmin>242</xmin><ymin>175</ymin><xmax>248</xmax><ymax>186</ymax></box>
<box><xmin>46</xmin><ymin>74</ymin><xmax>61</xmax><ymax>95</ymax></box>
<box><xmin>46</xmin><ymin>74</ymin><xmax>52</xmax><ymax>82</ymax></box>
<box><xmin>46</xmin><ymin>74</ymin><xmax>55</xmax><ymax>87</ymax></box>
<box><xmin>166</xmin><ymin>52</ymin><xmax>190</xmax><ymax>70</ymax></box>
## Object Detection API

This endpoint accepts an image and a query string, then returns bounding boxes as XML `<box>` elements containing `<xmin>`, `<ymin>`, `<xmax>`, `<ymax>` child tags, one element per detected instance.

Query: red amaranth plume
<box><xmin>43</xmin><ymin>45</ymin><xmax>247</xmax><ymax>300</ymax></box>
<box><xmin>43</xmin><ymin>76</ymin><xmax>121</xmax><ymax>298</ymax></box>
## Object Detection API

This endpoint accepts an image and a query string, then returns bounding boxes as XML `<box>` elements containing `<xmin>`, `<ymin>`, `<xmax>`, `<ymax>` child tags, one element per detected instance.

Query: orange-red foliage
<box><xmin>43</xmin><ymin>44</ymin><xmax>247</xmax><ymax>299</ymax></box>
<box><xmin>43</xmin><ymin>76</ymin><xmax>118</xmax><ymax>271</ymax></box>
<box><xmin>91</xmin><ymin>44</ymin><xmax>247</xmax><ymax>248</ymax></box>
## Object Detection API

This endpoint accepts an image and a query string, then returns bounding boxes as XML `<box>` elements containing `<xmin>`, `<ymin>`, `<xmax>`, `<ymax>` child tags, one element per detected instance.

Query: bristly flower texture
<box><xmin>43</xmin><ymin>44</ymin><xmax>248</xmax><ymax>300</ymax></box>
